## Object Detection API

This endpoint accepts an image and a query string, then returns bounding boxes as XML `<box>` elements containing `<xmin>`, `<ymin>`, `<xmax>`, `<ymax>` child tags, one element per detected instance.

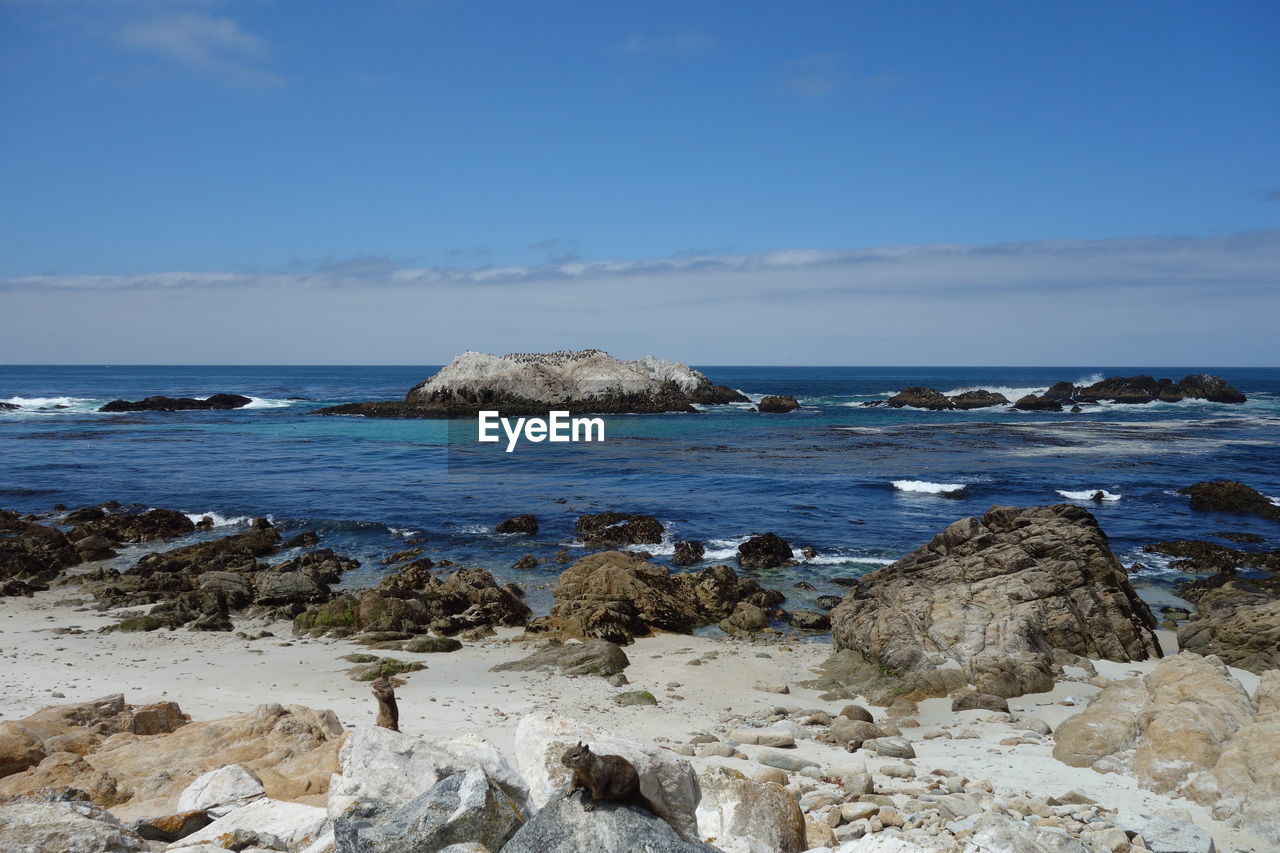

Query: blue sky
<box><xmin>1</xmin><ymin>1</ymin><xmax>1277</xmax><ymax>364</ymax></box>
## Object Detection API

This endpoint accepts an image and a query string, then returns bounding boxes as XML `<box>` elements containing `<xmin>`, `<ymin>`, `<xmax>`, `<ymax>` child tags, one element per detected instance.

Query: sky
<box><xmin>1</xmin><ymin>0</ymin><xmax>1277</xmax><ymax>365</ymax></box>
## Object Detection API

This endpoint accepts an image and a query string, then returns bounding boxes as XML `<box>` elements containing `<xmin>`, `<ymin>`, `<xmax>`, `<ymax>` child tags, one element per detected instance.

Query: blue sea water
<box><xmin>3</xmin><ymin>365</ymin><xmax>1278</xmax><ymax>617</ymax></box>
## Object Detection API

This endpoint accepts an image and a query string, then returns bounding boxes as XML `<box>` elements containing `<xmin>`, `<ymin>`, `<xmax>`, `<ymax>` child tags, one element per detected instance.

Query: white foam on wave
<box><xmin>939</xmin><ymin>385</ymin><xmax>1043</xmax><ymax>401</ymax></box>
<box><xmin>800</xmin><ymin>553</ymin><xmax>896</xmax><ymax>566</ymax></box>
<box><xmin>702</xmin><ymin>535</ymin><xmax>752</xmax><ymax>561</ymax></box>
<box><xmin>892</xmin><ymin>480</ymin><xmax>965</xmax><ymax>495</ymax></box>
<box><xmin>1269</xmin><ymin>495</ymin><xmax>1280</xmax><ymax>507</ymax></box>
<box><xmin>2</xmin><ymin>396</ymin><xmax>103</xmax><ymax>414</ymax></box>
<box><xmin>1056</xmin><ymin>489</ymin><xmax>1121</xmax><ymax>502</ymax></box>
<box><xmin>183</xmin><ymin>511</ymin><xmax>253</xmax><ymax>527</ymax></box>
<box><xmin>242</xmin><ymin>397</ymin><xmax>293</xmax><ymax>409</ymax></box>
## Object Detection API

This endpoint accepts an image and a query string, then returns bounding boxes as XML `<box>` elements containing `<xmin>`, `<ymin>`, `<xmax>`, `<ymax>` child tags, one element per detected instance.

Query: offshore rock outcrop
<box><xmin>1178</xmin><ymin>480</ymin><xmax>1280</xmax><ymax>522</ymax></box>
<box><xmin>878</xmin><ymin>372</ymin><xmax>1246</xmax><ymax>411</ymax></box>
<box><xmin>99</xmin><ymin>394</ymin><xmax>252</xmax><ymax>412</ymax></box>
<box><xmin>314</xmin><ymin>350</ymin><xmax>749</xmax><ymax>417</ymax></box>
<box><xmin>830</xmin><ymin>504</ymin><xmax>1161</xmax><ymax>698</ymax></box>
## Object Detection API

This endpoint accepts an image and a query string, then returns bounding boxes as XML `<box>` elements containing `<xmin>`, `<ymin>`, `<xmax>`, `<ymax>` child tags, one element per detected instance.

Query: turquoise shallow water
<box><xmin>3</xmin><ymin>365</ymin><xmax>1278</xmax><ymax>616</ymax></box>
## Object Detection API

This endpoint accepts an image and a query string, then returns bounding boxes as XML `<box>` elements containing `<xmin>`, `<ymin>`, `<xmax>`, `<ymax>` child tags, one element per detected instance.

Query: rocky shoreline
<box><xmin>2</xmin><ymin>488</ymin><xmax>1278</xmax><ymax>852</ymax></box>
<box><xmin>874</xmin><ymin>373</ymin><xmax>1247</xmax><ymax>412</ymax></box>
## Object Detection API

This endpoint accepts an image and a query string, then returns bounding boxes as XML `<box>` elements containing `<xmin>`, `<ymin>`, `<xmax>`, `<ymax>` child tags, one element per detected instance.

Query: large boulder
<box><xmin>672</xmin><ymin>540</ymin><xmax>705</xmax><ymax>567</ymax></box>
<box><xmin>335</xmin><ymin>766</ymin><xmax>522</xmax><ymax>853</ymax></box>
<box><xmin>1051</xmin><ymin>678</ymin><xmax>1148</xmax><ymax>769</ymax></box>
<box><xmin>490</xmin><ymin>639</ymin><xmax>630</xmax><ymax>677</ymax></box>
<box><xmin>737</xmin><ymin>533</ymin><xmax>793</xmax><ymax>569</ymax></box>
<box><xmin>886</xmin><ymin>387</ymin><xmax>954</xmax><ymax>410</ymax></box>
<box><xmin>694</xmin><ymin>766</ymin><xmax>805</xmax><ymax>853</ymax></box>
<box><xmin>1178</xmin><ymin>481</ymin><xmax>1280</xmax><ymax>522</ymax></box>
<box><xmin>68</xmin><ymin>507</ymin><xmax>195</xmax><ymax>544</ymax></box>
<box><xmin>496</xmin><ymin>514</ymin><xmax>539</xmax><ymax>534</ymax></box>
<box><xmin>515</xmin><ymin>712</ymin><xmax>701</xmax><ymax>842</ymax></box>
<box><xmin>575</xmin><ymin>512</ymin><xmax>664</xmax><ymax>548</ymax></box>
<box><xmin>172</xmin><ymin>797</ymin><xmax>328</xmax><ymax>849</ymax></box>
<box><xmin>0</xmin><ymin>801</ymin><xmax>151</xmax><ymax>852</ymax></box>
<box><xmin>756</xmin><ymin>395</ymin><xmax>800</xmax><ymax>413</ymax></box>
<box><xmin>98</xmin><ymin>393</ymin><xmax>252</xmax><ymax>412</ymax></box>
<box><xmin>0</xmin><ymin>700</ymin><xmax>343</xmax><ymax>818</ymax></box>
<box><xmin>1177</xmin><ymin>578</ymin><xmax>1280</xmax><ymax>674</ymax></box>
<box><xmin>1013</xmin><ymin>393</ymin><xmax>1063</xmax><ymax>411</ymax></box>
<box><xmin>503</xmin><ymin>790</ymin><xmax>717</xmax><ymax>852</ymax></box>
<box><xmin>830</xmin><ymin>505</ymin><xmax>1161</xmax><ymax>698</ymax></box>
<box><xmin>529</xmin><ymin>552</ymin><xmax>783</xmax><ymax>644</ymax></box>
<box><xmin>1078</xmin><ymin>375</ymin><xmax>1163</xmax><ymax>404</ymax></box>
<box><xmin>0</xmin><ymin>509</ymin><xmax>80</xmax><ymax>587</ymax></box>
<box><xmin>176</xmin><ymin>763</ymin><xmax>265</xmax><ymax>815</ymax></box>
<box><xmin>949</xmin><ymin>390</ymin><xmax>1009</xmax><ymax>410</ymax></box>
<box><xmin>1178</xmin><ymin>373</ymin><xmax>1247</xmax><ymax>404</ymax></box>
<box><xmin>1213</xmin><ymin>670</ymin><xmax>1280</xmax><ymax>845</ymax></box>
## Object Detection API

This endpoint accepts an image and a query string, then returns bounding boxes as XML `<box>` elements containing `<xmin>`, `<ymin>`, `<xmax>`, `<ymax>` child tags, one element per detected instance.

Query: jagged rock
<box><xmin>695</xmin><ymin>766</ymin><xmax>805</xmax><ymax>853</ymax></box>
<box><xmin>491</xmin><ymin>640</ymin><xmax>630</xmax><ymax>677</ymax></box>
<box><xmin>130</xmin><ymin>808</ymin><xmax>210</xmax><ymax>842</ymax></box>
<box><xmin>528</xmin><ymin>551</ymin><xmax>783</xmax><ymax>644</ymax></box>
<box><xmin>672</xmin><ymin>540</ymin><xmax>704</xmax><ymax>567</ymax></box>
<box><xmin>757</xmin><ymin>395</ymin><xmax>800</xmax><ymax>413</ymax></box>
<box><xmin>496</xmin><ymin>514</ymin><xmax>538</xmax><ymax>535</ymax></box>
<box><xmin>0</xmin><ymin>509</ymin><xmax>80</xmax><ymax>587</ymax></box>
<box><xmin>176</xmin><ymin>797</ymin><xmax>328</xmax><ymax>849</ymax></box>
<box><xmin>949</xmin><ymin>390</ymin><xmax>1010</xmax><ymax>409</ymax></box>
<box><xmin>1079</xmin><ymin>375</ymin><xmax>1165</xmax><ymax>404</ymax></box>
<box><xmin>575</xmin><ymin>512</ymin><xmax>664</xmax><ymax>548</ymax></box>
<box><xmin>98</xmin><ymin>394</ymin><xmax>252</xmax><ymax>412</ymax></box>
<box><xmin>886</xmin><ymin>387</ymin><xmax>954</xmax><ymax>410</ymax></box>
<box><xmin>512</xmin><ymin>554</ymin><xmax>538</xmax><ymax>569</ymax></box>
<box><xmin>1013</xmin><ymin>393</ymin><xmax>1063</xmax><ymax>411</ymax></box>
<box><xmin>1143</xmin><ymin>539</ymin><xmax>1280</xmax><ymax>573</ymax></box>
<box><xmin>382</xmin><ymin>548</ymin><xmax>423</xmax><ymax>564</ymax></box>
<box><xmin>514</xmin><ymin>712</ymin><xmax>700</xmax><ymax>842</ymax></box>
<box><xmin>1178</xmin><ymin>481</ymin><xmax>1280</xmax><ymax>522</ymax></box>
<box><xmin>0</xmin><ymin>801</ymin><xmax>151</xmax><ymax>852</ymax></box>
<box><xmin>68</xmin><ymin>507</ymin><xmax>194</xmax><ymax>544</ymax></box>
<box><xmin>503</xmin><ymin>791</ymin><xmax>717</xmax><ymax>852</ymax></box>
<box><xmin>318</xmin><ymin>350</ymin><xmax>744</xmax><ymax>417</ymax></box>
<box><xmin>1177</xmin><ymin>578</ymin><xmax>1280</xmax><ymax>674</ymax></box>
<box><xmin>830</xmin><ymin>505</ymin><xmax>1160</xmax><ymax>698</ymax></box>
<box><xmin>695</xmin><ymin>385</ymin><xmax>749</xmax><ymax>404</ymax></box>
<box><xmin>1178</xmin><ymin>373</ymin><xmax>1247</xmax><ymax>404</ymax></box>
<box><xmin>335</xmin><ymin>766</ymin><xmax>522</xmax><ymax>853</ymax></box>
<box><xmin>0</xmin><ymin>701</ymin><xmax>342</xmax><ymax>817</ymax></box>
<box><xmin>737</xmin><ymin>532</ymin><xmax>792</xmax><ymax>569</ymax></box>
<box><xmin>176</xmin><ymin>764</ymin><xmax>265</xmax><ymax>815</ymax></box>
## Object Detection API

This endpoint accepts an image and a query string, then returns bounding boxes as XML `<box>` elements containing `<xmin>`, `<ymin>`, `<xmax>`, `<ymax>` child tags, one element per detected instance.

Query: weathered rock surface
<box><xmin>695</xmin><ymin>765</ymin><xmax>805</xmax><ymax>853</ymax></box>
<box><xmin>830</xmin><ymin>505</ymin><xmax>1161</xmax><ymax>698</ymax></box>
<box><xmin>672</xmin><ymin>540</ymin><xmax>705</xmax><ymax>567</ymax></box>
<box><xmin>515</xmin><ymin>712</ymin><xmax>700</xmax><ymax>842</ymax></box>
<box><xmin>575</xmin><ymin>511</ymin><xmax>664</xmax><ymax>548</ymax></box>
<box><xmin>176</xmin><ymin>796</ymin><xmax>328</xmax><ymax>850</ymax></box>
<box><xmin>503</xmin><ymin>791</ymin><xmax>717</xmax><ymax>852</ymax></box>
<box><xmin>67</xmin><ymin>507</ymin><xmax>195</xmax><ymax>545</ymax></box>
<box><xmin>756</xmin><ymin>395</ymin><xmax>800</xmax><ymax>413</ymax></box>
<box><xmin>1177</xmin><ymin>578</ymin><xmax>1280</xmax><ymax>674</ymax></box>
<box><xmin>0</xmin><ymin>509</ymin><xmax>80</xmax><ymax>589</ymax></box>
<box><xmin>99</xmin><ymin>393</ymin><xmax>252</xmax><ymax>412</ymax></box>
<box><xmin>491</xmin><ymin>639</ymin><xmax>630</xmax><ymax>677</ymax></box>
<box><xmin>176</xmin><ymin>763</ymin><xmax>265</xmax><ymax>815</ymax></box>
<box><xmin>1213</xmin><ymin>670</ymin><xmax>1280</xmax><ymax>845</ymax></box>
<box><xmin>496</xmin><ymin>514</ymin><xmax>538</xmax><ymax>535</ymax></box>
<box><xmin>0</xmin><ymin>801</ymin><xmax>151</xmax><ymax>852</ymax></box>
<box><xmin>528</xmin><ymin>551</ymin><xmax>783</xmax><ymax>644</ymax></box>
<box><xmin>0</xmin><ymin>699</ymin><xmax>342</xmax><ymax>819</ymax></box>
<box><xmin>950</xmin><ymin>390</ymin><xmax>1010</xmax><ymax>409</ymax></box>
<box><xmin>1013</xmin><ymin>393</ymin><xmax>1064</xmax><ymax>411</ymax></box>
<box><xmin>737</xmin><ymin>532</ymin><xmax>793</xmax><ymax>569</ymax></box>
<box><xmin>1178</xmin><ymin>480</ymin><xmax>1280</xmax><ymax>522</ymax></box>
<box><xmin>887</xmin><ymin>387</ymin><xmax>955</xmax><ymax>410</ymax></box>
<box><xmin>317</xmin><ymin>350</ymin><xmax>746</xmax><ymax>417</ymax></box>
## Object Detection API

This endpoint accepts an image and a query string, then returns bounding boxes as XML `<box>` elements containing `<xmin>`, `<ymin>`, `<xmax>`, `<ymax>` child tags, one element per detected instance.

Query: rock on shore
<box><xmin>315</xmin><ymin>350</ymin><xmax>750</xmax><ymax>417</ymax></box>
<box><xmin>830</xmin><ymin>504</ymin><xmax>1161</xmax><ymax>698</ymax></box>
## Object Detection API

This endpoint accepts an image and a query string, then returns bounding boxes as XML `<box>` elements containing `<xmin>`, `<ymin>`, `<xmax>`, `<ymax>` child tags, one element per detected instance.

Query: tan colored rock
<box><xmin>1178</xmin><ymin>579</ymin><xmax>1280</xmax><ymax>675</ymax></box>
<box><xmin>805</xmin><ymin>814</ymin><xmax>837</xmax><ymax>848</ymax></box>
<box><xmin>695</xmin><ymin>766</ymin><xmax>805</xmax><ymax>853</ymax></box>
<box><xmin>1052</xmin><ymin>678</ymin><xmax>1147</xmax><ymax>769</ymax></box>
<box><xmin>1213</xmin><ymin>670</ymin><xmax>1280</xmax><ymax>845</ymax></box>
<box><xmin>0</xmin><ymin>701</ymin><xmax>343</xmax><ymax>821</ymax></box>
<box><xmin>830</xmin><ymin>505</ymin><xmax>1160</xmax><ymax>698</ymax></box>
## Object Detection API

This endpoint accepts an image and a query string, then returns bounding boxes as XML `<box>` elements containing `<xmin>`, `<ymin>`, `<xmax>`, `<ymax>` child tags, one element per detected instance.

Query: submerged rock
<box><xmin>830</xmin><ymin>504</ymin><xmax>1161</xmax><ymax>698</ymax></box>
<box><xmin>756</xmin><ymin>395</ymin><xmax>800</xmax><ymax>413</ymax></box>
<box><xmin>496</xmin><ymin>513</ymin><xmax>539</xmax><ymax>534</ymax></box>
<box><xmin>99</xmin><ymin>394</ymin><xmax>252</xmax><ymax>412</ymax></box>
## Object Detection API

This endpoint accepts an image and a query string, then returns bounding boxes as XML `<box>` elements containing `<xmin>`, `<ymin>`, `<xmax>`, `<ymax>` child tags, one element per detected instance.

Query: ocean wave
<box><xmin>241</xmin><ymin>397</ymin><xmax>295</xmax><ymax>409</ymax></box>
<box><xmin>799</xmin><ymin>553</ymin><xmax>896</xmax><ymax>566</ymax></box>
<box><xmin>1</xmin><ymin>396</ymin><xmax>104</xmax><ymax>414</ymax></box>
<box><xmin>892</xmin><ymin>479</ymin><xmax>965</xmax><ymax>495</ymax></box>
<box><xmin>939</xmin><ymin>385</ymin><xmax>1043</xmax><ymax>401</ymax></box>
<box><xmin>1056</xmin><ymin>489</ymin><xmax>1122</xmax><ymax>502</ymax></box>
<box><xmin>183</xmin><ymin>511</ymin><xmax>252</xmax><ymax>527</ymax></box>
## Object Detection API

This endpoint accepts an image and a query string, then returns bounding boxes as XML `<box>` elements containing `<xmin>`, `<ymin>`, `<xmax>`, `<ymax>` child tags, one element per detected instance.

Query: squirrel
<box><xmin>560</xmin><ymin>741</ymin><xmax>654</xmax><ymax>814</ymax></box>
<box><xmin>371</xmin><ymin>677</ymin><xmax>399</xmax><ymax>732</ymax></box>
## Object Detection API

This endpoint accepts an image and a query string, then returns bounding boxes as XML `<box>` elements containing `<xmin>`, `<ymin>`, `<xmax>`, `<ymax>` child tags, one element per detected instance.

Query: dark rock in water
<box><xmin>1013</xmin><ymin>394</ymin><xmax>1063</xmax><ymax>411</ymax></box>
<box><xmin>738</xmin><ymin>532</ymin><xmax>793</xmax><ymax>569</ymax></box>
<box><xmin>335</xmin><ymin>766</ymin><xmax>522</xmax><ymax>853</ymax></box>
<box><xmin>0</xmin><ymin>402</ymin><xmax>17</xmax><ymax>411</ymax></box>
<box><xmin>496</xmin><ymin>513</ymin><xmax>538</xmax><ymax>535</ymax></box>
<box><xmin>284</xmin><ymin>530</ymin><xmax>321</xmax><ymax>549</ymax></box>
<box><xmin>1070</xmin><ymin>405</ymin><xmax>1082</xmax><ymax>413</ymax></box>
<box><xmin>887</xmin><ymin>387</ymin><xmax>954</xmax><ymax>410</ymax></box>
<box><xmin>949</xmin><ymin>390</ymin><xmax>1010</xmax><ymax>410</ymax></box>
<box><xmin>787</xmin><ymin>610</ymin><xmax>831</xmax><ymax>630</ymax></box>
<box><xmin>1215</xmin><ymin>531</ymin><xmax>1266</xmax><ymax>544</ymax></box>
<box><xmin>575</xmin><ymin>512</ymin><xmax>664</xmax><ymax>548</ymax></box>
<box><xmin>1178</xmin><ymin>373</ymin><xmax>1247</xmax><ymax>404</ymax></box>
<box><xmin>1143</xmin><ymin>539</ymin><xmax>1280</xmax><ymax>573</ymax></box>
<box><xmin>99</xmin><ymin>394</ymin><xmax>252</xmax><ymax>412</ymax></box>
<box><xmin>793</xmin><ymin>580</ymin><xmax>816</xmax><ymax>591</ymax></box>
<box><xmin>1042</xmin><ymin>381</ymin><xmax>1078</xmax><ymax>401</ymax></box>
<box><xmin>951</xmin><ymin>692</ymin><xmax>1010</xmax><ymax>713</ymax></box>
<box><xmin>1079</xmin><ymin>375</ymin><xmax>1162</xmax><ymax>404</ymax></box>
<box><xmin>527</xmin><ymin>551</ymin><xmax>784</xmax><ymax>644</ymax></box>
<box><xmin>73</xmin><ymin>534</ymin><xmax>117</xmax><ymax>561</ymax></box>
<box><xmin>502</xmin><ymin>791</ymin><xmax>718</xmax><ymax>853</ymax></box>
<box><xmin>1179</xmin><ymin>481</ymin><xmax>1280</xmax><ymax>522</ymax></box>
<box><xmin>815</xmin><ymin>594</ymin><xmax>843</xmax><ymax>610</ymax></box>
<box><xmin>756</xmin><ymin>395</ymin><xmax>800</xmax><ymax>413</ymax></box>
<box><xmin>671</xmin><ymin>540</ymin><xmax>704</xmax><ymax>567</ymax></box>
<box><xmin>1</xmin><ymin>509</ymin><xmax>81</xmax><ymax>589</ymax></box>
<box><xmin>692</xmin><ymin>384</ymin><xmax>749</xmax><ymax>404</ymax></box>
<box><xmin>1177</xmin><ymin>577</ymin><xmax>1280</xmax><ymax>674</ymax></box>
<box><xmin>513</xmin><ymin>554</ymin><xmax>538</xmax><ymax>569</ymax></box>
<box><xmin>69</xmin><ymin>507</ymin><xmax>195</xmax><ymax>544</ymax></box>
<box><xmin>830</xmin><ymin>504</ymin><xmax>1161</xmax><ymax>698</ymax></box>
<box><xmin>491</xmin><ymin>638</ymin><xmax>630</xmax><ymax>677</ymax></box>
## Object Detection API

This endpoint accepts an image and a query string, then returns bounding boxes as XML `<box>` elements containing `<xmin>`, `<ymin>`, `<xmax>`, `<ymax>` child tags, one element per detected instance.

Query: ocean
<box><xmin>4</xmin><ymin>365</ymin><xmax>1278</xmax><ymax>619</ymax></box>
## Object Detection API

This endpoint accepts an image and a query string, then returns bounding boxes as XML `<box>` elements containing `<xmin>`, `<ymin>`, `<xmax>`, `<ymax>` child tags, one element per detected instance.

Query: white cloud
<box><xmin>115</xmin><ymin>10</ymin><xmax>284</xmax><ymax>88</ymax></box>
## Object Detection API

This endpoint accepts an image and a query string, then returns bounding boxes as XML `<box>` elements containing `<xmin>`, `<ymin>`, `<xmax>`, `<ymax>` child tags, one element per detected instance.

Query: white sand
<box><xmin>0</xmin><ymin>590</ymin><xmax>1266</xmax><ymax>851</ymax></box>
